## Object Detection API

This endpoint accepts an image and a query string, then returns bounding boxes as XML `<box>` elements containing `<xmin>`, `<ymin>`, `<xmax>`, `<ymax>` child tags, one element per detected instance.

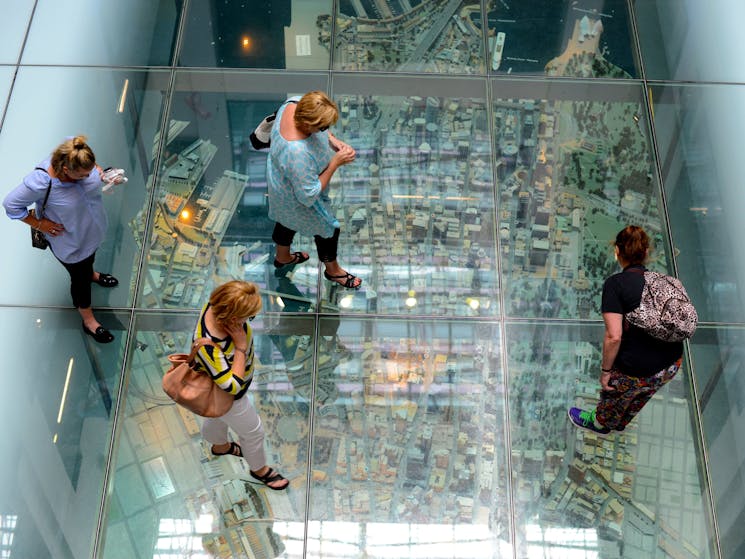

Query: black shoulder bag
<box><xmin>30</xmin><ymin>167</ymin><xmax>52</xmax><ymax>250</ymax></box>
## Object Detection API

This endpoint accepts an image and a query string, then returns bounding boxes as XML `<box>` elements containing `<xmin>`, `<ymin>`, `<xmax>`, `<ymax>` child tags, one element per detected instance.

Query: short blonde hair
<box><xmin>51</xmin><ymin>135</ymin><xmax>96</xmax><ymax>176</ymax></box>
<box><xmin>209</xmin><ymin>281</ymin><xmax>262</xmax><ymax>323</ymax></box>
<box><xmin>294</xmin><ymin>91</ymin><xmax>338</xmax><ymax>134</ymax></box>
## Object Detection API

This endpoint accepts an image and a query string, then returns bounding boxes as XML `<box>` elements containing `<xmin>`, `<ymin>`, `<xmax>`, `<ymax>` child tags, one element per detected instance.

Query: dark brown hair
<box><xmin>50</xmin><ymin>135</ymin><xmax>96</xmax><ymax>176</ymax></box>
<box><xmin>615</xmin><ymin>225</ymin><xmax>650</xmax><ymax>265</ymax></box>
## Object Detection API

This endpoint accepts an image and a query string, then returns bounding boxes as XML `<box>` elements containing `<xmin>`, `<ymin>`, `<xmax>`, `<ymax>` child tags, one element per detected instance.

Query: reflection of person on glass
<box><xmin>3</xmin><ymin>136</ymin><xmax>121</xmax><ymax>343</ymax></box>
<box><xmin>267</xmin><ymin>90</ymin><xmax>361</xmax><ymax>289</ymax></box>
<box><xmin>194</xmin><ymin>281</ymin><xmax>289</xmax><ymax>490</ymax></box>
<box><xmin>568</xmin><ymin>226</ymin><xmax>683</xmax><ymax>434</ymax></box>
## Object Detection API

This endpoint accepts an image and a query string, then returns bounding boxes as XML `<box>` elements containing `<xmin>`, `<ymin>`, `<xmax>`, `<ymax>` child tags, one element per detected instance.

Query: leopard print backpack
<box><xmin>625</xmin><ymin>271</ymin><xmax>698</xmax><ymax>342</ymax></box>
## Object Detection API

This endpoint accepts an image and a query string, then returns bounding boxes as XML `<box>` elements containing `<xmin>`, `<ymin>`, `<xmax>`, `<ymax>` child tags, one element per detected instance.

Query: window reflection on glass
<box><xmin>0</xmin><ymin>514</ymin><xmax>17</xmax><ymax>559</ymax></box>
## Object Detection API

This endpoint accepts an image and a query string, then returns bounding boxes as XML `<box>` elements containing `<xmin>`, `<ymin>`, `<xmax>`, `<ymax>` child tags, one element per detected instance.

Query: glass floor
<box><xmin>2</xmin><ymin>1</ymin><xmax>745</xmax><ymax>558</ymax></box>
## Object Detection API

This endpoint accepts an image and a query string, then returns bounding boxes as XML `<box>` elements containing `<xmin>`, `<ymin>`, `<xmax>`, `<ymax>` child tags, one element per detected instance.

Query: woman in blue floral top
<box><xmin>267</xmin><ymin>91</ymin><xmax>361</xmax><ymax>289</ymax></box>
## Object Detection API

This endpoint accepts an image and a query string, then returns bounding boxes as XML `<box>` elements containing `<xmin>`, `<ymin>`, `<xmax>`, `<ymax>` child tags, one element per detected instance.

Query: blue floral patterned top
<box><xmin>266</xmin><ymin>97</ymin><xmax>339</xmax><ymax>238</ymax></box>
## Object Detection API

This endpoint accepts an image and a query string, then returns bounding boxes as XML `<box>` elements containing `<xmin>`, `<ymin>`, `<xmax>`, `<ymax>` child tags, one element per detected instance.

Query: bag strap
<box><xmin>34</xmin><ymin>167</ymin><xmax>52</xmax><ymax>216</ymax></box>
<box><xmin>186</xmin><ymin>337</ymin><xmax>216</xmax><ymax>363</ymax></box>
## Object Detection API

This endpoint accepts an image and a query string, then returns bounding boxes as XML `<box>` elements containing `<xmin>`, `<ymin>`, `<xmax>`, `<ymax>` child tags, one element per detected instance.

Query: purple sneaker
<box><xmin>568</xmin><ymin>407</ymin><xmax>610</xmax><ymax>435</ymax></box>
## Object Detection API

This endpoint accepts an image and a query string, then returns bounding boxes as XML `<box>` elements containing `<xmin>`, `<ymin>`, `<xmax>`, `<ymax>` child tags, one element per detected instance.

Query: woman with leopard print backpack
<box><xmin>568</xmin><ymin>225</ymin><xmax>694</xmax><ymax>434</ymax></box>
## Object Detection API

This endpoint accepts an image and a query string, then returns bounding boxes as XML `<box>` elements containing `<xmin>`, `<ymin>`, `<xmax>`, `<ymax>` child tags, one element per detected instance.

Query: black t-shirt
<box><xmin>601</xmin><ymin>265</ymin><xmax>683</xmax><ymax>377</ymax></box>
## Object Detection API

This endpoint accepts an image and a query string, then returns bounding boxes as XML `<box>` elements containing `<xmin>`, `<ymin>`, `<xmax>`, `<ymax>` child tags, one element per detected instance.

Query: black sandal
<box><xmin>92</xmin><ymin>273</ymin><xmax>119</xmax><ymax>288</ymax></box>
<box><xmin>211</xmin><ymin>442</ymin><xmax>243</xmax><ymax>457</ymax></box>
<box><xmin>273</xmin><ymin>252</ymin><xmax>310</xmax><ymax>269</ymax></box>
<box><xmin>82</xmin><ymin>322</ymin><xmax>114</xmax><ymax>343</ymax></box>
<box><xmin>324</xmin><ymin>270</ymin><xmax>362</xmax><ymax>289</ymax></box>
<box><xmin>250</xmin><ymin>467</ymin><xmax>289</xmax><ymax>491</ymax></box>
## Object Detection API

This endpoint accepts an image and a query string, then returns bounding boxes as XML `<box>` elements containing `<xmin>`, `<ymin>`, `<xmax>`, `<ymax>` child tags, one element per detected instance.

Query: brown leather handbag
<box><xmin>162</xmin><ymin>338</ymin><xmax>234</xmax><ymax>417</ymax></box>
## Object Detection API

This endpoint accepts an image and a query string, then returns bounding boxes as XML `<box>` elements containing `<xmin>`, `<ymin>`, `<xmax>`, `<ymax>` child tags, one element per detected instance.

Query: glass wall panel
<box><xmin>493</xmin><ymin>79</ymin><xmax>669</xmax><ymax>319</ymax></box>
<box><xmin>137</xmin><ymin>70</ymin><xmax>329</xmax><ymax>313</ymax></box>
<box><xmin>486</xmin><ymin>0</ymin><xmax>638</xmax><ymax>78</ymax></box>
<box><xmin>22</xmin><ymin>0</ymin><xmax>180</xmax><ymax>66</ymax></box>
<box><xmin>689</xmin><ymin>326</ymin><xmax>745</xmax><ymax>559</ymax></box>
<box><xmin>100</xmin><ymin>311</ymin><xmax>313</xmax><ymax>559</ymax></box>
<box><xmin>0</xmin><ymin>0</ymin><xmax>34</xmax><ymax>64</ymax></box>
<box><xmin>506</xmin><ymin>321</ymin><xmax>715</xmax><ymax>559</ymax></box>
<box><xmin>327</xmin><ymin>74</ymin><xmax>498</xmax><ymax>316</ymax></box>
<box><xmin>0</xmin><ymin>308</ymin><xmax>127</xmax><ymax>559</ymax></box>
<box><xmin>0</xmin><ymin>67</ymin><xmax>169</xmax><ymax>309</ymax></box>
<box><xmin>651</xmin><ymin>82</ymin><xmax>745</xmax><ymax>324</ymax></box>
<box><xmin>330</xmin><ymin>0</ymin><xmax>486</xmax><ymax>74</ymax></box>
<box><xmin>634</xmin><ymin>0</ymin><xmax>745</xmax><ymax>83</ymax></box>
<box><xmin>307</xmin><ymin>317</ymin><xmax>509</xmax><ymax>558</ymax></box>
<box><xmin>179</xmin><ymin>0</ymin><xmax>333</xmax><ymax>70</ymax></box>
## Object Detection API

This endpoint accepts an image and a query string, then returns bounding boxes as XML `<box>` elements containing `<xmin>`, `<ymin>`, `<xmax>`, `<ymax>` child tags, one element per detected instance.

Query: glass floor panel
<box><xmin>486</xmin><ymin>0</ymin><xmax>638</xmax><ymax>78</ymax></box>
<box><xmin>0</xmin><ymin>67</ymin><xmax>169</xmax><ymax>308</ymax></box>
<box><xmin>137</xmin><ymin>70</ymin><xmax>330</xmax><ymax>312</ymax></box>
<box><xmin>506</xmin><ymin>322</ymin><xmax>715</xmax><ymax>558</ymax></box>
<box><xmin>21</xmin><ymin>0</ymin><xmax>179</xmax><ymax>66</ymax></box>
<box><xmin>633</xmin><ymin>0</ymin><xmax>745</xmax><ymax>83</ymax></box>
<box><xmin>493</xmin><ymin>79</ymin><xmax>670</xmax><ymax>319</ymax></box>
<box><xmin>649</xmin><ymin>82</ymin><xmax>745</xmax><ymax>325</ymax></box>
<box><xmin>101</xmin><ymin>312</ymin><xmax>313</xmax><ymax>559</ymax></box>
<box><xmin>331</xmin><ymin>0</ymin><xmax>486</xmax><ymax>74</ymax></box>
<box><xmin>326</xmin><ymin>75</ymin><xmax>498</xmax><ymax>315</ymax></box>
<box><xmin>179</xmin><ymin>0</ymin><xmax>334</xmax><ymax>70</ymax></box>
<box><xmin>307</xmin><ymin>318</ymin><xmax>506</xmax><ymax>557</ymax></box>
<box><xmin>689</xmin><ymin>326</ymin><xmax>745</xmax><ymax>559</ymax></box>
<box><xmin>0</xmin><ymin>308</ymin><xmax>127</xmax><ymax>559</ymax></box>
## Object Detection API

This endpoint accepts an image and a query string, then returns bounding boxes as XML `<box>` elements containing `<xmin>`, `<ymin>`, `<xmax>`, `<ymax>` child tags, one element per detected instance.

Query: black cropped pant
<box><xmin>272</xmin><ymin>222</ymin><xmax>340</xmax><ymax>263</ymax></box>
<box><xmin>58</xmin><ymin>252</ymin><xmax>95</xmax><ymax>309</ymax></box>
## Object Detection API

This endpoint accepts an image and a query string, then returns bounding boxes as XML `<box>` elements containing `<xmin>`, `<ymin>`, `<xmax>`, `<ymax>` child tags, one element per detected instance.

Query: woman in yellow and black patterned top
<box><xmin>194</xmin><ymin>281</ymin><xmax>289</xmax><ymax>490</ymax></box>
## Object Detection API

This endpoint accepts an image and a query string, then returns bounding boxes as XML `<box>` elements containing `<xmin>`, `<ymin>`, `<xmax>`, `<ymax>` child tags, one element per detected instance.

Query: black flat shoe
<box><xmin>92</xmin><ymin>273</ymin><xmax>119</xmax><ymax>288</ymax></box>
<box><xmin>82</xmin><ymin>322</ymin><xmax>114</xmax><ymax>343</ymax></box>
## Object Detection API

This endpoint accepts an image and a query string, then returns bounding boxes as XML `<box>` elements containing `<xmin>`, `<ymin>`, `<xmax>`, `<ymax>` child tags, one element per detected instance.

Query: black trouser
<box><xmin>272</xmin><ymin>222</ymin><xmax>340</xmax><ymax>263</ymax></box>
<box><xmin>58</xmin><ymin>252</ymin><xmax>95</xmax><ymax>308</ymax></box>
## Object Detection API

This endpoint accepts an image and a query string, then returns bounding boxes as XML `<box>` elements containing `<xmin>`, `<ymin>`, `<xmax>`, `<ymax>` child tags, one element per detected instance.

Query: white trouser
<box><xmin>201</xmin><ymin>395</ymin><xmax>266</xmax><ymax>470</ymax></box>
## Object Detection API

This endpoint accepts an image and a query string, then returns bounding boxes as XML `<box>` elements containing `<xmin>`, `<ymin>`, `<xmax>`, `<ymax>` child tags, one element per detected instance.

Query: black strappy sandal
<box><xmin>211</xmin><ymin>442</ymin><xmax>243</xmax><ymax>457</ymax></box>
<box><xmin>250</xmin><ymin>467</ymin><xmax>289</xmax><ymax>490</ymax></box>
<box><xmin>324</xmin><ymin>270</ymin><xmax>362</xmax><ymax>289</ymax></box>
<box><xmin>273</xmin><ymin>252</ymin><xmax>310</xmax><ymax>269</ymax></box>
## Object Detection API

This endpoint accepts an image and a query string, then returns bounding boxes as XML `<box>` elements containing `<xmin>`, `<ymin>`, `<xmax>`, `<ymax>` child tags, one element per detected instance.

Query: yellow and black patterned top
<box><xmin>193</xmin><ymin>304</ymin><xmax>254</xmax><ymax>399</ymax></box>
